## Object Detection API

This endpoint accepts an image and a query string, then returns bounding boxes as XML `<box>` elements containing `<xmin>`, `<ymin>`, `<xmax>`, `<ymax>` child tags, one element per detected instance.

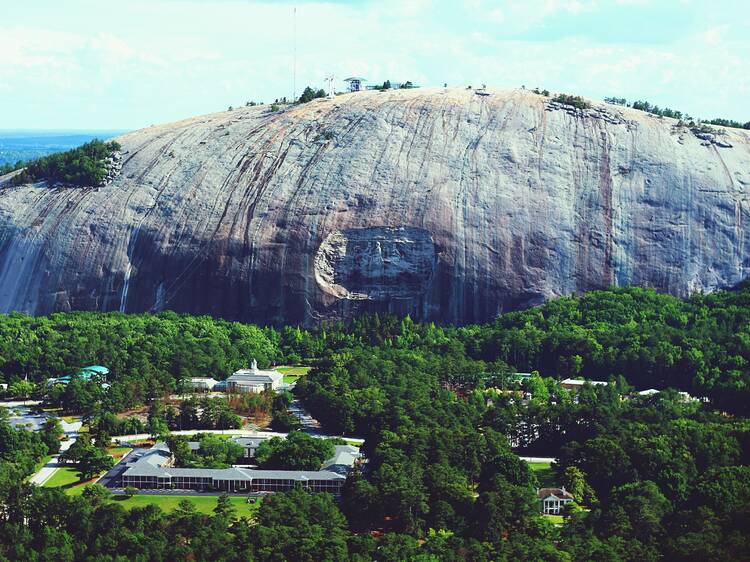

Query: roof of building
<box><xmin>227</xmin><ymin>360</ymin><xmax>282</xmax><ymax>386</ymax></box>
<box><xmin>228</xmin><ymin>373</ymin><xmax>277</xmax><ymax>384</ymax></box>
<box><xmin>321</xmin><ymin>445</ymin><xmax>361</xmax><ymax>474</ymax></box>
<box><xmin>343</xmin><ymin>77</ymin><xmax>367</xmax><ymax>82</ymax></box>
<box><xmin>186</xmin><ymin>436</ymin><xmax>269</xmax><ymax>452</ymax></box>
<box><xmin>230</xmin><ymin>436</ymin><xmax>270</xmax><ymax>448</ymax></box>
<box><xmin>122</xmin><ymin>442</ymin><xmax>347</xmax><ymax>482</ymax></box>
<box><xmin>637</xmin><ymin>388</ymin><xmax>660</xmax><ymax>396</ymax></box>
<box><xmin>560</xmin><ymin>378</ymin><xmax>608</xmax><ymax>386</ymax></box>
<box><xmin>189</xmin><ymin>377</ymin><xmax>219</xmax><ymax>386</ymax></box>
<box><xmin>538</xmin><ymin>487</ymin><xmax>575</xmax><ymax>501</ymax></box>
<box><xmin>81</xmin><ymin>365</ymin><xmax>109</xmax><ymax>375</ymax></box>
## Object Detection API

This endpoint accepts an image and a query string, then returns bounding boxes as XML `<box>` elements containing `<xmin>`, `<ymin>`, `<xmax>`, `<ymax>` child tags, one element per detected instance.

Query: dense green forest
<box><xmin>1</xmin><ymin>286</ymin><xmax>750</xmax><ymax>560</ymax></box>
<box><xmin>2</xmin><ymin>286</ymin><xmax>748</xmax><ymax>413</ymax></box>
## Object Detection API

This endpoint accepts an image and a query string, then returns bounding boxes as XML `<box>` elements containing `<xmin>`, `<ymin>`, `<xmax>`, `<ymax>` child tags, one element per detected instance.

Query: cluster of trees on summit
<box><xmin>0</xmin><ymin>285</ymin><xmax>749</xmax><ymax>559</ymax></box>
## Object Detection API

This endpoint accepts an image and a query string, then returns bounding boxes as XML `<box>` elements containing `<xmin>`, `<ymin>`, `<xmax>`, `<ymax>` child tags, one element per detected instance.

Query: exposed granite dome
<box><xmin>1</xmin><ymin>88</ymin><xmax>749</xmax><ymax>325</ymax></box>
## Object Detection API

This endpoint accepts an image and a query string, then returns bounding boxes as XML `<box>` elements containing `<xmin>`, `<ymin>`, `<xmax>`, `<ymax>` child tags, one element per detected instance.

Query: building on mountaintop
<box><xmin>343</xmin><ymin>77</ymin><xmax>366</xmax><ymax>92</ymax></box>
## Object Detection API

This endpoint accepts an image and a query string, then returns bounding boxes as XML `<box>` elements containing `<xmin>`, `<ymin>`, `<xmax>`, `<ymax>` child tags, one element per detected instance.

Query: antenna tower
<box><xmin>325</xmin><ymin>74</ymin><xmax>335</xmax><ymax>98</ymax></box>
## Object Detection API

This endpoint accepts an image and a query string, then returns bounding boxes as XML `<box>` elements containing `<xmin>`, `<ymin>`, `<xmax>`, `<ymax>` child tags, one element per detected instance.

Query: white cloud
<box><xmin>0</xmin><ymin>0</ymin><xmax>748</xmax><ymax>128</ymax></box>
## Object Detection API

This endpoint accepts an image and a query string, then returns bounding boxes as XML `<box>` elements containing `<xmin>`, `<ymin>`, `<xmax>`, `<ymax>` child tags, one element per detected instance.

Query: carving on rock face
<box><xmin>314</xmin><ymin>227</ymin><xmax>437</xmax><ymax>301</ymax></box>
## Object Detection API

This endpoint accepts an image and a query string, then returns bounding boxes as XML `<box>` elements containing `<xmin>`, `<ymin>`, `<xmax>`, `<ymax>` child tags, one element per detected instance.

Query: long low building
<box><xmin>121</xmin><ymin>442</ymin><xmax>353</xmax><ymax>494</ymax></box>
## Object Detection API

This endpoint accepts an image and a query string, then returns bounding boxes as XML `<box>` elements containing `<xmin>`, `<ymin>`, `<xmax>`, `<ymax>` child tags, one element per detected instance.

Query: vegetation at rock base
<box><xmin>1</xmin><ymin>285</ymin><xmax>750</xmax><ymax>559</ymax></box>
<box><xmin>8</xmin><ymin>138</ymin><xmax>121</xmax><ymax>187</ymax></box>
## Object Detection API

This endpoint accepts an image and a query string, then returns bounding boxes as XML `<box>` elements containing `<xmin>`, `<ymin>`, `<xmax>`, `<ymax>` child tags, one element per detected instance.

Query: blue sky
<box><xmin>1</xmin><ymin>0</ymin><xmax>748</xmax><ymax>129</ymax></box>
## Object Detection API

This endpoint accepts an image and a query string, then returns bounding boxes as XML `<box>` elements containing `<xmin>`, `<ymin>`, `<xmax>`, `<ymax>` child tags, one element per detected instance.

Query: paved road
<box><xmin>28</xmin><ymin>419</ymin><xmax>82</xmax><ymax>486</ymax></box>
<box><xmin>0</xmin><ymin>400</ymin><xmax>43</xmax><ymax>408</ymax></box>
<box><xmin>29</xmin><ymin>458</ymin><xmax>63</xmax><ymax>485</ymax></box>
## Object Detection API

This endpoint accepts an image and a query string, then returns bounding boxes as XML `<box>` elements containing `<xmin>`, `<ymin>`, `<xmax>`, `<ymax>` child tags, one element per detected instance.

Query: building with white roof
<box><xmin>560</xmin><ymin>378</ymin><xmax>609</xmax><ymax>390</ymax></box>
<box><xmin>187</xmin><ymin>377</ymin><xmax>219</xmax><ymax>391</ymax></box>
<box><xmin>225</xmin><ymin>360</ymin><xmax>283</xmax><ymax>393</ymax></box>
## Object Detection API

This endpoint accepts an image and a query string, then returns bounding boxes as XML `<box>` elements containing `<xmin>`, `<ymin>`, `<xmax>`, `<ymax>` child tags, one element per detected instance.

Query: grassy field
<box><xmin>543</xmin><ymin>514</ymin><xmax>565</xmax><ymax>525</ymax></box>
<box><xmin>107</xmin><ymin>446</ymin><xmax>132</xmax><ymax>459</ymax></box>
<box><xmin>114</xmin><ymin>494</ymin><xmax>261</xmax><ymax>516</ymax></box>
<box><xmin>277</xmin><ymin>366</ymin><xmax>312</xmax><ymax>384</ymax></box>
<box><xmin>42</xmin><ymin>466</ymin><xmax>84</xmax><ymax>489</ymax></box>
<box><xmin>528</xmin><ymin>461</ymin><xmax>556</xmax><ymax>487</ymax></box>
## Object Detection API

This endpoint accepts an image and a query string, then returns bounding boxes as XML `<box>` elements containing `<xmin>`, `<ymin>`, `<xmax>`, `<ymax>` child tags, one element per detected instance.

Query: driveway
<box><xmin>28</xmin><ymin>422</ymin><xmax>81</xmax><ymax>486</ymax></box>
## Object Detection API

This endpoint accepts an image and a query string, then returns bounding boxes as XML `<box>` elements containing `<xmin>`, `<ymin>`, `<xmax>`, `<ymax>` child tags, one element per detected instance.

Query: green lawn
<box><xmin>543</xmin><ymin>514</ymin><xmax>564</xmax><ymax>525</ymax></box>
<box><xmin>42</xmin><ymin>466</ymin><xmax>84</xmax><ymax>489</ymax></box>
<box><xmin>277</xmin><ymin>366</ymin><xmax>311</xmax><ymax>384</ymax></box>
<box><xmin>276</xmin><ymin>366</ymin><xmax>312</xmax><ymax>375</ymax></box>
<box><xmin>114</xmin><ymin>494</ymin><xmax>260</xmax><ymax>517</ymax></box>
<box><xmin>107</xmin><ymin>446</ymin><xmax>132</xmax><ymax>459</ymax></box>
<box><xmin>528</xmin><ymin>462</ymin><xmax>556</xmax><ymax>488</ymax></box>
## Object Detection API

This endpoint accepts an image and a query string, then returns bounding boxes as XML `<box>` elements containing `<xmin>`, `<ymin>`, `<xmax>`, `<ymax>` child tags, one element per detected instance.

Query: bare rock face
<box><xmin>1</xmin><ymin>88</ymin><xmax>749</xmax><ymax>325</ymax></box>
<box><xmin>315</xmin><ymin>227</ymin><xmax>436</xmax><ymax>301</ymax></box>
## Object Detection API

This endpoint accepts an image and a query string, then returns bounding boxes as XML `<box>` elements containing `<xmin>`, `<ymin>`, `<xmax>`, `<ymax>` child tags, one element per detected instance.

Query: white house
<box><xmin>538</xmin><ymin>487</ymin><xmax>575</xmax><ymax>514</ymax></box>
<box><xmin>226</xmin><ymin>360</ymin><xmax>283</xmax><ymax>393</ymax></box>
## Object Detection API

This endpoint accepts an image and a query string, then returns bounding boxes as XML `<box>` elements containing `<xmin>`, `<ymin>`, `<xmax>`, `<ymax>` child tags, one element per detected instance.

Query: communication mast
<box><xmin>325</xmin><ymin>74</ymin><xmax>335</xmax><ymax>98</ymax></box>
